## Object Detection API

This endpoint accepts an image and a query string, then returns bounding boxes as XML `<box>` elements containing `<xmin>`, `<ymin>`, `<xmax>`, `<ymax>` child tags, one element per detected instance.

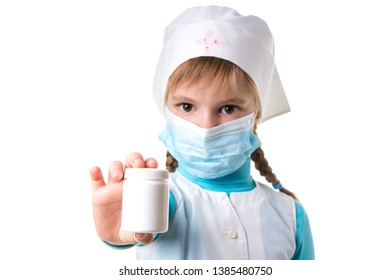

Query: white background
<box><xmin>1</xmin><ymin>0</ymin><xmax>389</xmax><ymax>279</ymax></box>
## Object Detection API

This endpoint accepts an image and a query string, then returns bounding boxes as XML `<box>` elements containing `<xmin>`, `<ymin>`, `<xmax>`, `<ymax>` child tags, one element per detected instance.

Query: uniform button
<box><xmin>225</xmin><ymin>230</ymin><xmax>237</xmax><ymax>239</ymax></box>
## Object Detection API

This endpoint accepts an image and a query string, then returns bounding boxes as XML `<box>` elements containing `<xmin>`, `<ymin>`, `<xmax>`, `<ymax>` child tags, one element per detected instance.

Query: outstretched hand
<box><xmin>90</xmin><ymin>152</ymin><xmax>158</xmax><ymax>246</ymax></box>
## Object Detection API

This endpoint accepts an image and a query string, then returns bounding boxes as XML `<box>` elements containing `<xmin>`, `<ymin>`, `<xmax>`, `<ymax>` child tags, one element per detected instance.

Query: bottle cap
<box><xmin>124</xmin><ymin>168</ymin><xmax>169</xmax><ymax>180</ymax></box>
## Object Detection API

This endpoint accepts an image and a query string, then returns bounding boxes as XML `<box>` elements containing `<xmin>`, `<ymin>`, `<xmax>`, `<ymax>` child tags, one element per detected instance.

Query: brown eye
<box><xmin>179</xmin><ymin>103</ymin><xmax>194</xmax><ymax>112</ymax></box>
<box><xmin>220</xmin><ymin>105</ymin><xmax>237</xmax><ymax>115</ymax></box>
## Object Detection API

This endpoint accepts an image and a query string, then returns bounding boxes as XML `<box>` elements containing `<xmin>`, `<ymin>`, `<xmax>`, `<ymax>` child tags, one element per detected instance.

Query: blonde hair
<box><xmin>165</xmin><ymin>57</ymin><xmax>298</xmax><ymax>200</ymax></box>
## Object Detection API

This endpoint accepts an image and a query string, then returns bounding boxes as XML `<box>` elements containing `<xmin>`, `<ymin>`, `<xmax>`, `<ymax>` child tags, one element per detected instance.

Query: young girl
<box><xmin>90</xmin><ymin>5</ymin><xmax>314</xmax><ymax>260</ymax></box>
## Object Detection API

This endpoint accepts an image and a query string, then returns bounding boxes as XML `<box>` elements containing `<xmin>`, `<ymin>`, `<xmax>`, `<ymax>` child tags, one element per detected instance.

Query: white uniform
<box><xmin>136</xmin><ymin>171</ymin><xmax>296</xmax><ymax>260</ymax></box>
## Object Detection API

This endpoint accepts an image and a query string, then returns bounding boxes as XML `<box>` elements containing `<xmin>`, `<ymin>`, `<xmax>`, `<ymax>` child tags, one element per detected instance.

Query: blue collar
<box><xmin>177</xmin><ymin>158</ymin><xmax>256</xmax><ymax>196</ymax></box>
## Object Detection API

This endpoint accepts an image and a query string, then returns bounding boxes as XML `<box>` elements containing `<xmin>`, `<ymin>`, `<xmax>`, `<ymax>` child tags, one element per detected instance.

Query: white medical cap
<box><xmin>153</xmin><ymin>5</ymin><xmax>290</xmax><ymax>122</ymax></box>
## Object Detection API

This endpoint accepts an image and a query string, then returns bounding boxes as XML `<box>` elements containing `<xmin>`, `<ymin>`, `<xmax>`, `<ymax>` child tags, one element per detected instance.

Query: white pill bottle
<box><xmin>121</xmin><ymin>168</ymin><xmax>169</xmax><ymax>233</ymax></box>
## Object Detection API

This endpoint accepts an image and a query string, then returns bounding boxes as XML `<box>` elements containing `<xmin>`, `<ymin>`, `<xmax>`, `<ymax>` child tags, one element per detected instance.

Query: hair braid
<box><xmin>250</xmin><ymin>147</ymin><xmax>277</xmax><ymax>184</ymax></box>
<box><xmin>166</xmin><ymin>151</ymin><xmax>178</xmax><ymax>172</ymax></box>
<box><xmin>250</xmin><ymin>147</ymin><xmax>299</xmax><ymax>201</ymax></box>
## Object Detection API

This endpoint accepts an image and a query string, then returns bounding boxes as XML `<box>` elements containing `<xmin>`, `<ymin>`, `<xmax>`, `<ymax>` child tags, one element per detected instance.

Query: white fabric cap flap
<box><xmin>153</xmin><ymin>5</ymin><xmax>290</xmax><ymax>122</ymax></box>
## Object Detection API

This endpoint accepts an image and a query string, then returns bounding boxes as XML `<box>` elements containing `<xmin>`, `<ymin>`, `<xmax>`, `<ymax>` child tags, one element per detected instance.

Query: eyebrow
<box><xmin>169</xmin><ymin>95</ymin><xmax>197</xmax><ymax>103</ymax></box>
<box><xmin>222</xmin><ymin>98</ymin><xmax>247</xmax><ymax>104</ymax></box>
<box><xmin>169</xmin><ymin>95</ymin><xmax>248</xmax><ymax>104</ymax></box>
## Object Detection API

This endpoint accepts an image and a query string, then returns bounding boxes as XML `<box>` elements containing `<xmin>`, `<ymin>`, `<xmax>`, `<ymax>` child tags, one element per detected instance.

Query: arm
<box><xmin>291</xmin><ymin>201</ymin><xmax>315</xmax><ymax>260</ymax></box>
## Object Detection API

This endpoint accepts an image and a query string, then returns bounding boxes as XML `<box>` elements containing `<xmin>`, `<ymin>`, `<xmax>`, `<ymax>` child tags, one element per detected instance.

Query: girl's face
<box><xmin>166</xmin><ymin>75</ymin><xmax>258</xmax><ymax>128</ymax></box>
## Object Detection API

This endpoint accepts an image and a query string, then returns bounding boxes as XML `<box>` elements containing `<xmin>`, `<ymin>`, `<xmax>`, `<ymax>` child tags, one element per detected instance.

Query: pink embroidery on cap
<box><xmin>195</xmin><ymin>30</ymin><xmax>223</xmax><ymax>55</ymax></box>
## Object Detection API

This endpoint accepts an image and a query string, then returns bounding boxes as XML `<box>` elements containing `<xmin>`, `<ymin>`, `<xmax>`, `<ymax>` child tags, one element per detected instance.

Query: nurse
<box><xmin>90</xmin><ymin>5</ymin><xmax>315</xmax><ymax>260</ymax></box>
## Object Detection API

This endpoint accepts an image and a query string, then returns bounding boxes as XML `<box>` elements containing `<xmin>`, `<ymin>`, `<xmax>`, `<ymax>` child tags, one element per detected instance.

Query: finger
<box><xmin>144</xmin><ymin>158</ymin><xmax>158</xmax><ymax>168</ymax></box>
<box><xmin>90</xmin><ymin>166</ymin><xmax>106</xmax><ymax>191</ymax></box>
<box><xmin>125</xmin><ymin>152</ymin><xmax>145</xmax><ymax>168</ymax></box>
<box><xmin>117</xmin><ymin>231</ymin><xmax>154</xmax><ymax>245</ymax></box>
<box><xmin>108</xmin><ymin>160</ymin><xmax>124</xmax><ymax>184</ymax></box>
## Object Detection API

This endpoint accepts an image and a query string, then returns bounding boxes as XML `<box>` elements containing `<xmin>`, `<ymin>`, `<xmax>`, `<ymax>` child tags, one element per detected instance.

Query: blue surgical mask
<box><xmin>159</xmin><ymin>108</ymin><xmax>261</xmax><ymax>179</ymax></box>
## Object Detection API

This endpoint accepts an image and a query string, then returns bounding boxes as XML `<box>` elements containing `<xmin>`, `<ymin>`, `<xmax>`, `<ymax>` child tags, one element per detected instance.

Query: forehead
<box><xmin>169</xmin><ymin>76</ymin><xmax>248</xmax><ymax>99</ymax></box>
<box><xmin>166</xmin><ymin>57</ymin><xmax>260</xmax><ymax>106</ymax></box>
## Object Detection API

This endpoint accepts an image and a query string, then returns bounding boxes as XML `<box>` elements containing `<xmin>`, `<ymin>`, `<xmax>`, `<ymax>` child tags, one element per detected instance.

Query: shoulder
<box><xmin>167</xmin><ymin>172</ymin><xmax>185</xmax><ymax>201</ymax></box>
<box><xmin>254</xmin><ymin>181</ymin><xmax>297</xmax><ymax>229</ymax></box>
<box><xmin>256</xmin><ymin>182</ymin><xmax>315</xmax><ymax>259</ymax></box>
<box><xmin>255</xmin><ymin>181</ymin><xmax>296</xmax><ymax>212</ymax></box>
<box><xmin>167</xmin><ymin>172</ymin><xmax>190</xmax><ymax>217</ymax></box>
